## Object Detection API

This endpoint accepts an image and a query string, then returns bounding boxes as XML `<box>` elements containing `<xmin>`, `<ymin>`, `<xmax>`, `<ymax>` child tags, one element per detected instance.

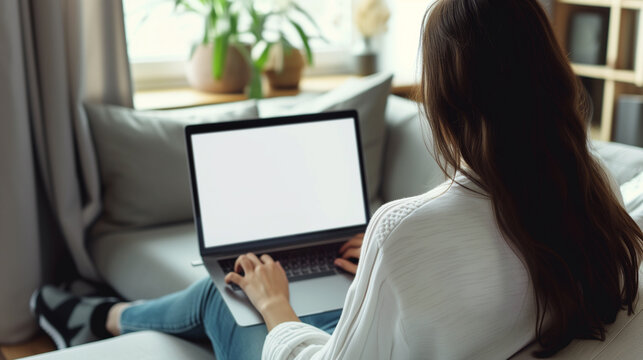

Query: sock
<box><xmin>90</xmin><ymin>301</ymin><xmax>119</xmax><ymax>339</ymax></box>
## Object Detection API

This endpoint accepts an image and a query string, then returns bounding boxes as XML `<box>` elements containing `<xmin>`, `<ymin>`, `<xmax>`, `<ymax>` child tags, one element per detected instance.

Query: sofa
<box><xmin>21</xmin><ymin>73</ymin><xmax>643</xmax><ymax>359</ymax></box>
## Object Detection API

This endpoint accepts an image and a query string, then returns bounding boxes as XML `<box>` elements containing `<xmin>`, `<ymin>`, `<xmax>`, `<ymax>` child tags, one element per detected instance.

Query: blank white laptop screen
<box><xmin>191</xmin><ymin>118</ymin><xmax>367</xmax><ymax>249</ymax></box>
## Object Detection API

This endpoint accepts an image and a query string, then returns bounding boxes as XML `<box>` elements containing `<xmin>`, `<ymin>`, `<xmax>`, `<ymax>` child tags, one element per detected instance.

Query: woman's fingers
<box><xmin>224</xmin><ymin>271</ymin><xmax>245</xmax><ymax>287</ymax></box>
<box><xmin>246</xmin><ymin>253</ymin><xmax>263</xmax><ymax>266</ymax></box>
<box><xmin>336</xmin><ymin>237</ymin><xmax>361</xmax><ymax>275</ymax></box>
<box><xmin>339</xmin><ymin>235</ymin><xmax>364</xmax><ymax>254</ymax></box>
<box><xmin>334</xmin><ymin>258</ymin><xmax>358</xmax><ymax>275</ymax></box>
<box><xmin>341</xmin><ymin>247</ymin><xmax>361</xmax><ymax>260</ymax></box>
<box><xmin>234</xmin><ymin>254</ymin><xmax>256</xmax><ymax>274</ymax></box>
<box><xmin>260</xmin><ymin>254</ymin><xmax>275</xmax><ymax>264</ymax></box>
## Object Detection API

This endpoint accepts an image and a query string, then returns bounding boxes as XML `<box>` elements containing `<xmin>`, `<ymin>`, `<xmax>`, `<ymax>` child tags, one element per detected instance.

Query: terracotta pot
<box><xmin>264</xmin><ymin>48</ymin><xmax>305</xmax><ymax>90</ymax></box>
<box><xmin>186</xmin><ymin>43</ymin><xmax>250</xmax><ymax>93</ymax></box>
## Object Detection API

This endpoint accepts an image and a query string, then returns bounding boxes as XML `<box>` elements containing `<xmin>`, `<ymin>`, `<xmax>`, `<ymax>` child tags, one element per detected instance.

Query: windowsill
<box><xmin>134</xmin><ymin>74</ymin><xmax>418</xmax><ymax>110</ymax></box>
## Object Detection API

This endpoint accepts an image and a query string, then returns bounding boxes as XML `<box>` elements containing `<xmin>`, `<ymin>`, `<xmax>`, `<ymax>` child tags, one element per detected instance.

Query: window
<box><xmin>123</xmin><ymin>0</ymin><xmax>354</xmax><ymax>91</ymax></box>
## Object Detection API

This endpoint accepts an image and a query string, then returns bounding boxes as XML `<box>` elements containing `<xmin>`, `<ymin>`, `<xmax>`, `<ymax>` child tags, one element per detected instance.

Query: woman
<box><xmin>32</xmin><ymin>0</ymin><xmax>642</xmax><ymax>358</ymax></box>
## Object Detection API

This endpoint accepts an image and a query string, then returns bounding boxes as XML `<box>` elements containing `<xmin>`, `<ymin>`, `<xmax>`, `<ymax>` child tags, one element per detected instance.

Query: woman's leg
<box><xmin>119</xmin><ymin>277</ymin><xmax>342</xmax><ymax>360</ymax></box>
<box><xmin>118</xmin><ymin>277</ymin><xmax>276</xmax><ymax>359</ymax></box>
<box><xmin>198</xmin><ymin>287</ymin><xmax>342</xmax><ymax>360</ymax></box>
<box><xmin>116</xmin><ymin>278</ymin><xmax>215</xmax><ymax>341</ymax></box>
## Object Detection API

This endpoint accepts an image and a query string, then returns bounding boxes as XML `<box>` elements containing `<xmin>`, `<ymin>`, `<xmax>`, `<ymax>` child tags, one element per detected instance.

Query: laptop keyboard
<box><xmin>219</xmin><ymin>242</ymin><xmax>344</xmax><ymax>289</ymax></box>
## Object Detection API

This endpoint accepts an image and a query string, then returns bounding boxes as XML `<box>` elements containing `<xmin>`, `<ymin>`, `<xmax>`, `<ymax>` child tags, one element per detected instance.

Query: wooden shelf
<box><xmin>558</xmin><ymin>0</ymin><xmax>611</xmax><ymax>8</ymax></box>
<box><xmin>559</xmin><ymin>0</ymin><xmax>643</xmax><ymax>9</ymax></box>
<box><xmin>554</xmin><ymin>0</ymin><xmax>643</xmax><ymax>141</ymax></box>
<box><xmin>571</xmin><ymin>63</ymin><xmax>637</xmax><ymax>82</ymax></box>
<box><xmin>621</xmin><ymin>0</ymin><xmax>643</xmax><ymax>10</ymax></box>
<box><xmin>134</xmin><ymin>74</ymin><xmax>417</xmax><ymax>110</ymax></box>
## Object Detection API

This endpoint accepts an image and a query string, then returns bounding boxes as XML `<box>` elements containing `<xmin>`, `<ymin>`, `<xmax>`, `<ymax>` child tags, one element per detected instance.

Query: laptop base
<box><xmin>204</xmin><ymin>253</ymin><xmax>353</xmax><ymax>327</ymax></box>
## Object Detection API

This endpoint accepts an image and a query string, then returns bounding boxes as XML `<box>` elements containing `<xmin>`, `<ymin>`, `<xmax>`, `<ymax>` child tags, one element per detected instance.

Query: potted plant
<box><xmin>252</xmin><ymin>1</ymin><xmax>321</xmax><ymax>90</ymax></box>
<box><xmin>174</xmin><ymin>0</ymin><xmax>322</xmax><ymax>98</ymax></box>
<box><xmin>176</xmin><ymin>0</ymin><xmax>250</xmax><ymax>93</ymax></box>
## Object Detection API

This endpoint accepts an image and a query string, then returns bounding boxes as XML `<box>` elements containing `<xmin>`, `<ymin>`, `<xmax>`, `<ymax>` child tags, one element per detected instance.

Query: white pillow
<box><xmin>282</xmin><ymin>73</ymin><xmax>394</xmax><ymax>206</ymax></box>
<box><xmin>592</xmin><ymin>141</ymin><xmax>643</xmax><ymax>185</ymax></box>
<box><xmin>86</xmin><ymin>101</ymin><xmax>258</xmax><ymax>232</ymax></box>
<box><xmin>621</xmin><ymin>171</ymin><xmax>643</xmax><ymax>230</ymax></box>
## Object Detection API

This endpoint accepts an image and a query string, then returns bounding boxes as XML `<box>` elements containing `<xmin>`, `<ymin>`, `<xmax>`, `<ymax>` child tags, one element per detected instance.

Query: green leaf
<box><xmin>232</xmin><ymin>42</ymin><xmax>252</xmax><ymax>63</ymax></box>
<box><xmin>249</xmin><ymin>9</ymin><xmax>265</xmax><ymax>41</ymax></box>
<box><xmin>208</xmin><ymin>7</ymin><xmax>217</xmax><ymax>34</ymax></box>
<box><xmin>174</xmin><ymin>0</ymin><xmax>201</xmax><ymax>14</ymax></box>
<box><xmin>229</xmin><ymin>12</ymin><xmax>239</xmax><ymax>35</ymax></box>
<box><xmin>279</xmin><ymin>32</ymin><xmax>294</xmax><ymax>50</ymax></box>
<box><xmin>289</xmin><ymin>19</ymin><xmax>313</xmax><ymax>65</ymax></box>
<box><xmin>190</xmin><ymin>42</ymin><xmax>199</xmax><ymax>58</ymax></box>
<box><xmin>202</xmin><ymin>17</ymin><xmax>210</xmax><ymax>44</ymax></box>
<box><xmin>212</xmin><ymin>33</ymin><xmax>229</xmax><ymax>80</ymax></box>
<box><xmin>255</xmin><ymin>42</ymin><xmax>273</xmax><ymax>70</ymax></box>
<box><xmin>213</xmin><ymin>0</ymin><xmax>227</xmax><ymax>16</ymax></box>
<box><xmin>292</xmin><ymin>3</ymin><xmax>323</xmax><ymax>38</ymax></box>
<box><xmin>229</xmin><ymin>43</ymin><xmax>261</xmax><ymax>98</ymax></box>
<box><xmin>247</xmin><ymin>67</ymin><xmax>263</xmax><ymax>99</ymax></box>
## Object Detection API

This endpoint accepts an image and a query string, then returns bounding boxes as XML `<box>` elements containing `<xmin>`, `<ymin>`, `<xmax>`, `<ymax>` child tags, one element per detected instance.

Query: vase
<box><xmin>264</xmin><ymin>47</ymin><xmax>305</xmax><ymax>90</ymax></box>
<box><xmin>186</xmin><ymin>43</ymin><xmax>251</xmax><ymax>93</ymax></box>
<box><xmin>355</xmin><ymin>37</ymin><xmax>377</xmax><ymax>76</ymax></box>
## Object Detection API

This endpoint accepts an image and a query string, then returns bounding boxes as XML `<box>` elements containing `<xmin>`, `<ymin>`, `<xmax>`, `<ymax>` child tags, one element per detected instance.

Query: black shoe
<box><xmin>30</xmin><ymin>285</ymin><xmax>119</xmax><ymax>349</ymax></box>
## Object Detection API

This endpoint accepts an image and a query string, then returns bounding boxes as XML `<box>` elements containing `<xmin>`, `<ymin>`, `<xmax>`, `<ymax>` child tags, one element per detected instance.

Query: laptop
<box><xmin>185</xmin><ymin>110</ymin><xmax>370</xmax><ymax>326</ymax></box>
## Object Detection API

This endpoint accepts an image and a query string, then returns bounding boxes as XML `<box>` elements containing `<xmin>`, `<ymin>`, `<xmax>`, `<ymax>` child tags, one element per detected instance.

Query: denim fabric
<box><xmin>120</xmin><ymin>278</ymin><xmax>342</xmax><ymax>360</ymax></box>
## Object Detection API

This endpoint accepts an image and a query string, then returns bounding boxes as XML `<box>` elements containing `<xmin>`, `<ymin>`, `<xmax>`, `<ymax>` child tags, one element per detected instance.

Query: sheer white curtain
<box><xmin>0</xmin><ymin>0</ymin><xmax>131</xmax><ymax>343</ymax></box>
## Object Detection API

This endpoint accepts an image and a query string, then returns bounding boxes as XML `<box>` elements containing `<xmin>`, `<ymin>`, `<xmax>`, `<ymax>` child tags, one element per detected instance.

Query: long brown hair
<box><xmin>419</xmin><ymin>0</ymin><xmax>642</xmax><ymax>357</ymax></box>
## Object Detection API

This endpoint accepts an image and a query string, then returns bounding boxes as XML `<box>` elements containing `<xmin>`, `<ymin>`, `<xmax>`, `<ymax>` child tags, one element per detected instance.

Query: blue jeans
<box><xmin>120</xmin><ymin>278</ymin><xmax>342</xmax><ymax>360</ymax></box>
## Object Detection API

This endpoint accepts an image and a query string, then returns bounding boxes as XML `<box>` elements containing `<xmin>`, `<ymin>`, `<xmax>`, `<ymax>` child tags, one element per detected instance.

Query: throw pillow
<box><xmin>592</xmin><ymin>141</ymin><xmax>643</xmax><ymax>185</ymax></box>
<box><xmin>622</xmin><ymin>170</ymin><xmax>643</xmax><ymax>230</ymax></box>
<box><xmin>380</xmin><ymin>95</ymin><xmax>445</xmax><ymax>206</ymax></box>
<box><xmin>283</xmin><ymin>72</ymin><xmax>393</xmax><ymax>207</ymax></box>
<box><xmin>85</xmin><ymin>100</ymin><xmax>258</xmax><ymax>231</ymax></box>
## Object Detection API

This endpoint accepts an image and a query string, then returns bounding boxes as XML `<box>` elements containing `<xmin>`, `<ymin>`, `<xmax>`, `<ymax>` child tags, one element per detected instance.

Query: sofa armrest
<box><xmin>18</xmin><ymin>331</ymin><xmax>213</xmax><ymax>360</ymax></box>
<box><xmin>510</xmin><ymin>266</ymin><xmax>643</xmax><ymax>360</ymax></box>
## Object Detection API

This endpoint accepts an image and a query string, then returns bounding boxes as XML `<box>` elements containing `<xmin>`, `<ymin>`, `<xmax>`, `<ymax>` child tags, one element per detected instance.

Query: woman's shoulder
<box><xmin>369</xmin><ymin>175</ymin><xmax>489</xmax><ymax>248</ymax></box>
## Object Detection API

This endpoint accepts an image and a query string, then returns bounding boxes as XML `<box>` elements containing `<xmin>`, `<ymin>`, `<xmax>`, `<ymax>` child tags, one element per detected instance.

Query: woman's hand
<box><xmin>224</xmin><ymin>253</ymin><xmax>299</xmax><ymax>331</ymax></box>
<box><xmin>334</xmin><ymin>233</ymin><xmax>364</xmax><ymax>275</ymax></box>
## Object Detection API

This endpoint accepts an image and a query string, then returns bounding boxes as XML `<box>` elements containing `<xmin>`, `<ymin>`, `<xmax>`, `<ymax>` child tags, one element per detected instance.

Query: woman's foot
<box><xmin>30</xmin><ymin>285</ymin><xmax>120</xmax><ymax>349</ymax></box>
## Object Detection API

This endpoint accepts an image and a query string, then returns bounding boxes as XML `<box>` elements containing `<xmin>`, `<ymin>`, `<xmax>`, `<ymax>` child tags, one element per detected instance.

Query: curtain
<box><xmin>0</xmin><ymin>0</ymin><xmax>132</xmax><ymax>343</ymax></box>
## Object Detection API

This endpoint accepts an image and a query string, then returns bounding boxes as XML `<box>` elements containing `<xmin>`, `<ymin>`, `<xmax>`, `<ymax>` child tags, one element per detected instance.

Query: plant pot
<box><xmin>264</xmin><ymin>48</ymin><xmax>305</xmax><ymax>90</ymax></box>
<box><xmin>186</xmin><ymin>43</ymin><xmax>250</xmax><ymax>93</ymax></box>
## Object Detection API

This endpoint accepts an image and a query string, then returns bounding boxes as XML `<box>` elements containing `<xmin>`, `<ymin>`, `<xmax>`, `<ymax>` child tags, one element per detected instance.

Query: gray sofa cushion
<box><xmin>85</xmin><ymin>101</ymin><xmax>258</xmax><ymax>233</ymax></box>
<box><xmin>380</xmin><ymin>96</ymin><xmax>445</xmax><ymax>203</ymax></box>
<box><xmin>91</xmin><ymin>222</ymin><xmax>205</xmax><ymax>300</ymax></box>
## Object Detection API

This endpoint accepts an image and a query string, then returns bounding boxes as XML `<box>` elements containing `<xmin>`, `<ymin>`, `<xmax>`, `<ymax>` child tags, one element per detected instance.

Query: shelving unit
<box><xmin>553</xmin><ymin>0</ymin><xmax>643</xmax><ymax>141</ymax></box>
